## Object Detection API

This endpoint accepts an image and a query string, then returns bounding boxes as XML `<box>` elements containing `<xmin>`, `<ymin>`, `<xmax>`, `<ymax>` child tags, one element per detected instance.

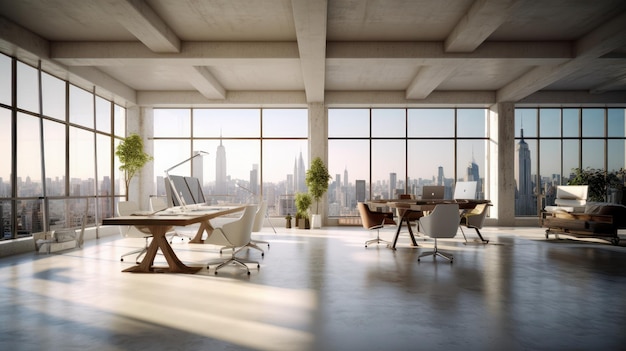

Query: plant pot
<box><xmin>311</xmin><ymin>214</ymin><xmax>321</xmax><ymax>229</ymax></box>
<box><xmin>285</xmin><ymin>218</ymin><xmax>292</xmax><ymax>228</ymax></box>
<box><xmin>298</xmin><ymin>218</ymin><xmax>310</xmax><ymax>229</ymax></box>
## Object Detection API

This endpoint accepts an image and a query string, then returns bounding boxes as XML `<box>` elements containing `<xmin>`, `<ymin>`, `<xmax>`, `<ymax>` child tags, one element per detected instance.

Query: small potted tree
<box><xmin>115</xmin><ymin>133</ymin><xmax>153</xmax><ymax>201</ymax></box>
<box><xmin>306</xmin><ymin>157</ymin><xmax>331</xmax><ymax>228</ymax></box>
<box><xmin>295</xmin><ymin>192</ymin><xmax>312</xmax><ymax>229</ymax></box>
<box><xmin>285</xmin><ymin>213</ymin><xmax>292</xmax><ymax>229</ymax></box>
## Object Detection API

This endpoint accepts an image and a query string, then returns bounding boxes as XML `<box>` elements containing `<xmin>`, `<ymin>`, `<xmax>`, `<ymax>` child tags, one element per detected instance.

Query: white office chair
<box><xmin>149</xmin><ymin>196</ymin><xmax>189</xmax><ymax>243</ymax></box>
<box><xmin>459</xmin><ymin>203</ymin><xmax>490</xmax><ymax>244</ymax></box>
<box><xmin>206</xmin><ymin>205</ymin><xmax>259</xmax><ymax>275</ymax></box>
<box><xmin>417</xmin><ymin>203</ymin><xmax>461</xmax><ymax>263</ymax></box>
<box><xmin>245</xmin><ymin>201</ymin><xmax>269</xmax><ymax>256</ymax></box>
<box><xmin>117</xmin><ymin>201</ymin><xmax>153</xmax><ymax>263</ymax></box>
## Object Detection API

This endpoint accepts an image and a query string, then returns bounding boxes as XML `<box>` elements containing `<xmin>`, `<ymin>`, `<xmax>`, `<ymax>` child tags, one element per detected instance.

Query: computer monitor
<box><xmin>184</xmin><ymin>176</ymin><xmax>206</xmax><ymax>204</ymax></box>
<box><xmin>422</xmin><ymin>185</ymin><xmax>445</xmax><ymax>200</ymax></box>
<box><xmin>453</xmin><ymin>181</ymin><xmax>477</xmax><ymax>200</ymax></box>
<box><xmin>165</xmin><ymin>175</ymin><xmax>196</xmax><ymax>207</ymax></box>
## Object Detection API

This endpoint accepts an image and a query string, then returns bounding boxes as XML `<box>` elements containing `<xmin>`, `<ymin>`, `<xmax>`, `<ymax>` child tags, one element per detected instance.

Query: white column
<box><xmin>308</xmin><ymin>102</ymin><xmax>328</xmax><ymax>225</ymax></box>
<box><xmin>489</xmin><ymin>102</ymin><xmax>515</xmax><ymax>226</ymax></box>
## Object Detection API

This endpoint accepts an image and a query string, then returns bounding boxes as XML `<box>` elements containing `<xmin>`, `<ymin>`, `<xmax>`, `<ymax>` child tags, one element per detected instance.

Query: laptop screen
<box><xmin>422</xmin><ymin>186</ymin><xmax>445</xmax><ymax>200</ymax></box>
<box><xmin>453</xmin><ymin>181</ymin><xmax>477</xmax><ymax>200</ymax></box>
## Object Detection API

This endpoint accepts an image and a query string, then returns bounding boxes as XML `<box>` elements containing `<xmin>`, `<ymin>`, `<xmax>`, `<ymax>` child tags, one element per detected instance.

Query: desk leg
<box><xmin>123</xmin><ymin>225</ymin><xmax>202</xmax><ymax>274</ymax></box>
<box><xmin>406</xmin><ymin>220</ymin><xmax>418</xmax><ymax>247</ymax></box>
<box><xmin>189</xmin><ymin>221</ymin><xmax>214</xmax><ymax>243</ymax></box>
<box><xmin>391</xmin><ymin>215</ymin><xmax>420</xmax><ymax>250</ymax></box>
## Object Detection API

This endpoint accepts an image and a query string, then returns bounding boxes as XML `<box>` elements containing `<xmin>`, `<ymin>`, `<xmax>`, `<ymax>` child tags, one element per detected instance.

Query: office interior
<box><xmin>1</xmin><ymin>1</ymin><xmax>626</xmax><ymax>350</ymax></box>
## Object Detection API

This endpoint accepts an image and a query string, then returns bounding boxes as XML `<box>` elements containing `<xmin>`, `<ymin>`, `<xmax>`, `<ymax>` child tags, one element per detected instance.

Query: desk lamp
<box><xmin>165</xmin><ymin>151</ymin><xmax>209</xmax><ymax>211</ymax></box>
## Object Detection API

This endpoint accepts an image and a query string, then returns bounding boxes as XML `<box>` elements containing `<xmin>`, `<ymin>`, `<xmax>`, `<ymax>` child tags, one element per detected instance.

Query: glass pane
<box><xmin>582</xmin><ymin>139</ymin><xmax>604</xmax><ymax>169</ymax></box>
<box><xmin>153</xmin><ymin>139</ymin><xmax>191</xmax><ymax>197</ymax></box>
<box><xmin>514</xmin><ymin>138</ymin><xmax>537</xmax><ymax>216</ymax></box>
<box><xmin>328</xmin><ymin>109</ymin><xmax>369</xmax><ymax>137</ymax></box>
<box><xmin>16</xmin><ymin>199</ymin><xmax>42</xmax><ymax>236</ymax></box>
<box><xmin>69</xmin><ymin>85</ymin><xmax>94</xmax><ymax>128</ymax></box>
<box><xmin>114</xmin><ymin>138</ymin><xmax>123</xmax><ymax>196</ymax></box>
<box><xmin>0</xmin><ymin>200</ymin><xmax>12</xmax><ymax>239</ymax></box>
<box><xmin>563</xmin><ymin>108</ymin><xmax>579</xmax><ymax>137</ymax></box>
<box><xmin>262</xmin><ymin>109</ymin><xmax>307</xmax><ymax>137</ymax></box>
<box><xmin>539</xmin><ymin>109</ymin><xmax>560</xmax><ymax>137</ymax></box>
<box><xmin>188</xmin><ymin>139</ymin><xmax>261</xmax><ymax>203</ymax></box>
<box><xmin>114</xmin><ymin>104</ymin><xmax>125</xmax><ymax>137</ymax></box>
<box><xmin>42</xmin><ymin>72</ymin><xmax>66</xmax><ymax>120</ymax></box>
<box><xmin>193</xmin><ymin>109</ymin><xmax>259</xmax><ymax>138</ymax></box>
<box><xmin>563</xmin><ymin>140</ymin><xmax>579</xmax><ymax>182</ymax></box>
<box><xmin>457</xmin><ymin>140</ymin><xmax>487</xmax><ymax>199</ymax></box>
<box><xmin>17</xmin><ymin>112</ymin><xmax>42</xmax><ymax>197</ymax></box>
<box><xmin>0</xmin><ymin>54</ymin><xmax>10</xmax><ymax>106</ymax></box>
<box><xmin>43</xmin><ymin>119</ymin><xmax>66</xmax><ymax>196</ymax></box>
<box><xmin>95</xmin><ymin>96</ymin><xmax>111</xmax><ymax>133</ymax></box>
<box><xmin>608</xmin><ymin>139</ymin><xmax>625</xmax><ymax>173</ymax></box>
<box><xmin>408</xmin><ymin>140</ymin><xmax>454</xmax><ymax>199</ymax></box>
<box><xmin>328</xmin><ymin>139</ymin><xmax>369</xmax><ymax>215</ymax></box>
<box><xmin>154</xmin><ymin>109</ymin><xmax>191</xmax><ymax>137</ymax></box>
<box><xmin>607</xmin><ymin>108</ymin><xmax>625</xmax><ymax>138</ymax></box>
<box><xmin>408</xmin><ymin>109</ymin><xmax>454</xmax><ymax>137</ymax></box>
<box><xmin>262</xmin><ymin>139</ymin><xmax>308</xmax><ymax>216</ymax></box>
<box><xmin>372</xmin><ymin>140</ymin><xmax>405</xmax><ymax>199</ymax></box>
<box><xmin>515</xmin><ymin>108</ymin><xmax>537</xmax><ymax>138</ymax></box>
<box><xmin>457</xmin><ymin>109</ymin><xmax>487</xmax><ymax>138</ymax></box>
<box><xmin>48</xmin><ymin>198</ymin><xmax>95</xmax><ymax>231</ymax></box>
<box><xmin>372</xmin><ymin>109</ymin><xmax>405</xmax><ymax>137</ymax></box>
<box><xmin>582</xmin><ymin>108</ymin><xmax>604</xmax><ymax>137</ymax></box>
<box><xmin>16</xmin><ymin>61</ymin><xmax>39</xmax><ymax>113</ymax></box>
<box><xmin>97</xmin><ymin>133</ymin><xmax>112</xmax><ymax>196</ymax></box>
<box><xmin>96</xmin><ymin>133</ymin><xmax>113</xmax><ymax>222</ymax></box>
<box><xmin>69</xmin><ymin>127</ymin><xmax>95</xmax><ymax>196</ymax></box>
<box><xmin>0</xmin><ymin>108</ymin><xmax>11</xmax><ymax>196</ymax></box>
<box><xmin>539</xmin><ymin>140</ymin><xmax>561</xmax><ymax>198</ymax></box>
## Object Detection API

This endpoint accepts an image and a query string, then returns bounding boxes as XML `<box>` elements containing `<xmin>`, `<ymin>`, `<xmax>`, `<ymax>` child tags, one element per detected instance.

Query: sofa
<box><xmin>542</xmin><ymin>198</ymin><xmax>625</xmax><ymax>246</ymax></box>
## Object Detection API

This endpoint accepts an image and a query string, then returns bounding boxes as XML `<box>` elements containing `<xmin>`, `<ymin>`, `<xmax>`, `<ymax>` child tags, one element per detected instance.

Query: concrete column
<box><xmin>489</xmin><ymin>102</ymin><xmax>515</xmax><ymax>226</ymax></box>
<box><xmin>308</xmin><ymin>102</ymin><xmax>328</xmax><ymax>224</ymax></box>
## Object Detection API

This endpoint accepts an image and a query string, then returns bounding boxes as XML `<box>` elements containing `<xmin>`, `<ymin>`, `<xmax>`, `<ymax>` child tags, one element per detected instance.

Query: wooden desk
<box><xmin>102</xmin><ymin>206</ymin><xmax>245</xmax><ymax>273</ymax></box>
<box><xmin>386</xmin><ymin>199</ymin><xmax>490</xmax><ymax>249</ymax></box>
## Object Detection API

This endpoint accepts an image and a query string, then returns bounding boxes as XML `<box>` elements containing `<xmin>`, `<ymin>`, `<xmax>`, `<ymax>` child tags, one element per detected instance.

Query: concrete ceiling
<box><xmin>0</xmin><ymin>0</ymin><xmax>625</xmax><ymax>107</ymax></box>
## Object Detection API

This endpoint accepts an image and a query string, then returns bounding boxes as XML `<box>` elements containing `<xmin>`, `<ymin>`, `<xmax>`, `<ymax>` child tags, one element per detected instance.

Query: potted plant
<box><xmin>285</xmin><ymin>213</ymin><xmax>292</xmax><ymax>229</ymax></box>
<box><xmin>115</xmin><ymin>133</ymin><xmax>153</xmax><ymax>201</ymax></box>
<box><xmin>295</xmin><ymin>192</ymin><xmax>312</xmax><ymax>229</ymax></box>
<box><xmin>569</xmin><ymin>167</ymin><xmax>625</xmax><ymax>202</ymax></box>
<box><xmin>305</xmin><ymin>157</ymin><xmax>331</xmax><ymax>228</ymax></box>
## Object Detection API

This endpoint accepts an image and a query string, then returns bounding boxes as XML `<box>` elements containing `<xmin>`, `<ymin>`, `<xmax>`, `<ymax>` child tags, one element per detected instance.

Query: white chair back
<box><xmin>150</xmin><ymin>196</ymin><xmax>169</xmax><ymax>212</ymax></box>
<box><xmin>252</xmin><ymin>201</ymin><xmax>267</xmax><ymax>232</ymax></box>
<box><xmin>419</xmin><ymin>203</ymin><xmax>461</xmax><ymax>239</ymax></box>
<box><xmin>220</xmin><ymin>205</ymin><xmax>257</xmax><ymax>247</ymax></box>
<box><xmin>117</xmin><ymin>201</ymin><xmax>150</xmax><ymax>237</ymax></box>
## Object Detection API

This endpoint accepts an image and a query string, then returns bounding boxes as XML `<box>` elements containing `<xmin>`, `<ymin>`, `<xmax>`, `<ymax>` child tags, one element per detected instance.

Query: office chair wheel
<box><xmin>120</xmin><ymin>258</ymin><xmax>124</xmax><ymax>262</ymax></box>
<box><xmin>247</xmin><ymin>271</ymin><xmax>250</xmax><ymax>275</ymax></box>
<box><xmin>261</xmin><ymin>252</ymin><xmax>264</xmax><ymax>257</ymax></box>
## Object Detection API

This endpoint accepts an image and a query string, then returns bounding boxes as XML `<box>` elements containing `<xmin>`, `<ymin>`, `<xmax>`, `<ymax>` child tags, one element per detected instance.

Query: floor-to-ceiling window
<box><xmin>514</xmin><ymin>107</ymin><xmax>626</xmax><ymax>217</ymax></box>
<box><xmin>152</xmin><ymin>108</ymin><xmax>307</xmax><ymax>217</ymax></box>
<box><xmin>328</xmin><ymin>108</ymin><xmax>489</xmax><ymax>217</ymax></box>
<box><xmin>0</xmin><ymin>53</ymin><xmax>124</xmax><ymax>240</ymax></box>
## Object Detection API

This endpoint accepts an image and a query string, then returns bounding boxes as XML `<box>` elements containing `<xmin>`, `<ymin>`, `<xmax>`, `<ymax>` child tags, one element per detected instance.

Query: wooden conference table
<box><xmin>102</xmin><ymin>205</ymin><xmax>245</xmax><ymax>274</ymax></box>
<box><xmin>370</xmin><ymin>199</ymin><xmax>491</xmax><ymax>249</ymax></box>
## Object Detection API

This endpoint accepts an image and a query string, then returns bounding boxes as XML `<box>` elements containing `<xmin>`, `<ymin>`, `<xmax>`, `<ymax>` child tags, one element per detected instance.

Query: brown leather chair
<box><xmin>357</xmin><ymin>202</ymin><xmax>396</xmax><ymax>248</ymax></box>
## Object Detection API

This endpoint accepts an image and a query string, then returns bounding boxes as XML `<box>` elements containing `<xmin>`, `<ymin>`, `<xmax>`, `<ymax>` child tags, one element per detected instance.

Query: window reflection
<box><xmin>17</xmin><ymin>112</ymin><xmax>42</xmax><ymax>197</ymax></box>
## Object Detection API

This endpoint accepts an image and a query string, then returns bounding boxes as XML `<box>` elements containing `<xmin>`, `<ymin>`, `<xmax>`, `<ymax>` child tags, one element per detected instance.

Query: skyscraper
<box><xmin>215</xmin><ymin>137</ymin><xmax>227</xmax><ymax>194</ymax></box>
<box><xmin>389</xmin><ymin>172</ymin><xmax>396</xmax><ymax>199</ymax></box>
<box><xmin>515</xmin><ymin>128</ymin><xmax>535</xmax><ymax>215</ymax></box>
<box><xmin>294</xmin><ymin>151</ymin><xmax>306</xmax><ymax>193</ymax></box>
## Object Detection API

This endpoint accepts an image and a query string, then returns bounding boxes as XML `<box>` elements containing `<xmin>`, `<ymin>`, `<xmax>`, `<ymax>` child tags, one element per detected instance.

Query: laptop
<box><xmin>453</xmin><ymin>181</ymin><xmax>477</xmax><ymax>200</ymax></box>
<box><xmin>422</xmin><ymin>185</ymin><xmax>445</xmax><ymax>200</ymax></box>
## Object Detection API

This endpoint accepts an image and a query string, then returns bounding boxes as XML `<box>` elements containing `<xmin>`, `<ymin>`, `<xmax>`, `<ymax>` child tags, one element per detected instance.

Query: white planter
<box><xmin>311</xmin><ymin>214</ymin><xmax>321</xmax><ymax>229</ymax></box>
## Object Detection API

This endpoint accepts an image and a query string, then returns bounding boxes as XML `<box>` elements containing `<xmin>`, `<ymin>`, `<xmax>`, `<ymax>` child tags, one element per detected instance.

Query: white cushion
<box><xmin>555</xmin><ymin>185</ymin><xmax>588</xmax><ymax>200</ymax></box>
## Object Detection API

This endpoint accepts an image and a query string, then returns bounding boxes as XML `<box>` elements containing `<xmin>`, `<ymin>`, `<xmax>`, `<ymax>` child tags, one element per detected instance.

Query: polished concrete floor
<box><xmin>1</xmin><ymin>225</ymin><xmax>625</xmax><ymax>351</ymax></box>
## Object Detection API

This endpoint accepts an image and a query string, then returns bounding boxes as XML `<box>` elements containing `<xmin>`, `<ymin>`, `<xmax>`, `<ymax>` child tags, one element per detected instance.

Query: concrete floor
<box><xmin>1</xmin><ymin>226</ymin><xmax>625</xmax><ymax>351</ymax></box>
